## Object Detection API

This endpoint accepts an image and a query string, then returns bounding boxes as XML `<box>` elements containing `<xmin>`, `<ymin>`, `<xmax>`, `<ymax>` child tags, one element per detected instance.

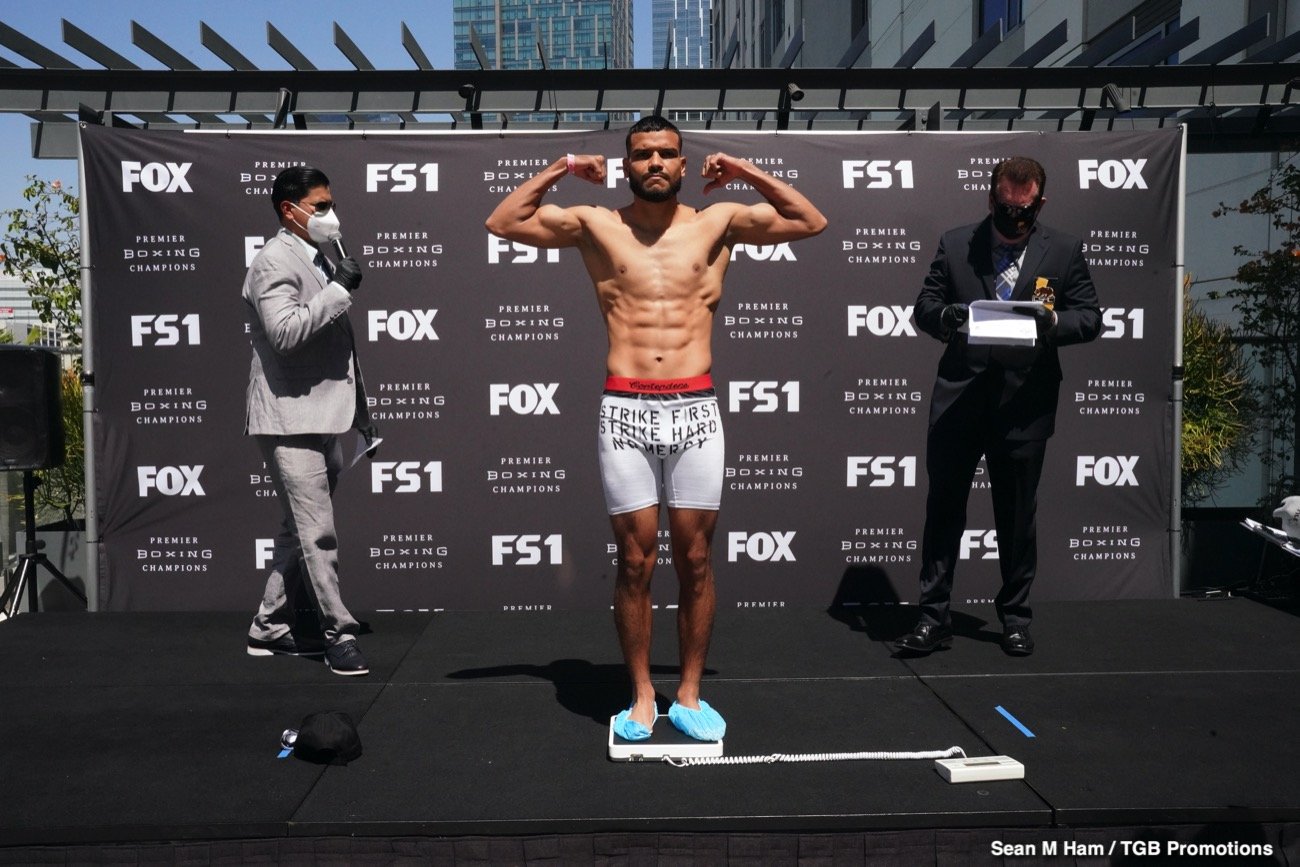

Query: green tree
<box><xmin>0</xmin><ymin>176</ymin><xmax>81</xmax><ymax>348</ymax></box>
<box><xmin>1181</xmin><ymin>282</ymin><xmax>1256</xmax><ymax>503</ymax></box>
<box><xmin>1213</xmin><ymin>157</ymin><xmax>1300</xmax><ymax>502</ymax></box>
<box><xmin>0</xmin><ymin>176</ymin><xmax>84</xmax><ymax>524</ymax></box>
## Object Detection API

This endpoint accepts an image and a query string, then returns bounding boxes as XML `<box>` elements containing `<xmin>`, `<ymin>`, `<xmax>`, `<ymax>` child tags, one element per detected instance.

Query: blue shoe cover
<box><xmin>667</xmin><ymin>699</ymin><xmax>726</xmax><ymax>741</ymax></box>
<box><xmin>613</xmin><ymin>707</ymin><xmax>653</xmax><ymax>741</ymax></box>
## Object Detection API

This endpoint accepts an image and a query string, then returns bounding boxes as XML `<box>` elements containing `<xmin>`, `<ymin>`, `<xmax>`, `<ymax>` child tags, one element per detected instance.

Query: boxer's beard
<box><xmin>629</xmin><ymin>172</ymin><xmax>681</xmax><ymax>202</ymax></box>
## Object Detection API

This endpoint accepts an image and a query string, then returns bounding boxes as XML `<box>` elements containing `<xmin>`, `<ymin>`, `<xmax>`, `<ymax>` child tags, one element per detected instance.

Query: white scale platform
<box><xmin>607</xmin><ymin>715</ymin><xmax>724</xmax><ymax>761</ymax></box>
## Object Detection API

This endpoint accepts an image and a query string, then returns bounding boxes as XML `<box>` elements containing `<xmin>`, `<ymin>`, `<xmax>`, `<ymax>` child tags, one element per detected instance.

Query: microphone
<box><xmin>329</xmin><ymin>231</ymin><xmax>348</xmax><ymax>261</ymax></box>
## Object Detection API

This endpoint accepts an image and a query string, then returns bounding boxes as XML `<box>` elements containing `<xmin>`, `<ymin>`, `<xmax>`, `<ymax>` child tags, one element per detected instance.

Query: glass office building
<box><xmin>454</xmin><ymin>0</ymin><xmax>633</xmax><ymax>70</ymax></box>
<box><xmin>652</xmin><ymin>0</ymin><xmax>711</xmax><ymax>69</ymax></box>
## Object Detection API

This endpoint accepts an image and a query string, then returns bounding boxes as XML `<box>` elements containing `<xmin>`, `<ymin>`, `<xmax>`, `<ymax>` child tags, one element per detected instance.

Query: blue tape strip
<box><xmin>277</xmin><ymin>748</ymin><xmax>293</xmax><ymax>759</ymax></box>
<box><xmin>995</xmin><ymin>705</ymin><xmax>1036</xmax><ymax>738</ymax></box>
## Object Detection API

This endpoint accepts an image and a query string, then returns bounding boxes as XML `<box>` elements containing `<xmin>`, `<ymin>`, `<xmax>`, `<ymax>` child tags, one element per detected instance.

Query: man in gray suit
<box><xmin>243</xmin><ymin>165</ymin><xmax>374</xmax><ymax>676</ymax></box>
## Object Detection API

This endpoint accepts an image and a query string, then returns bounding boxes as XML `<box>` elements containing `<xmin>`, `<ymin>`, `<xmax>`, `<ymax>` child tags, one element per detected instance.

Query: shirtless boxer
<box><xmin>485</xmin><ymin>116</ymin><xmax>826</xmax><ymax>741</ymax></box>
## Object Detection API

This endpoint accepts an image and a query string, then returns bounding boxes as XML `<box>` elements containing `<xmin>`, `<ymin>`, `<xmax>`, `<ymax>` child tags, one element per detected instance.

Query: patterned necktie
<box><xmin>314</xmin><ymin>251</ymin><xmax>333</xmax><ymax>281</ymax></box>
<box><xmin>994</xmin><ymin>244</ymin><xmax>1020</xmax><ymax>300</ymax></box>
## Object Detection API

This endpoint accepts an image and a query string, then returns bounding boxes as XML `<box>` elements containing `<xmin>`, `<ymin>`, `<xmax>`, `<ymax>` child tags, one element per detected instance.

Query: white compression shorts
<box><xmin>596</xmin><ymin>375</ymin><xmax>725</xmax><ymax>515</ymax></box>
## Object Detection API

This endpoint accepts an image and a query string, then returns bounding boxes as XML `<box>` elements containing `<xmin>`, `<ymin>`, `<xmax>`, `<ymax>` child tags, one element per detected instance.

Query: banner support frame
<box><xmin>1169</xmin><ymin>124</ymin><xmax>1188</xmax><ymax>596</ymax></box>
<box><xmin>76</xmin><ymin>122</ymin><xmax>99</xmax><ymax>611</ymax></box>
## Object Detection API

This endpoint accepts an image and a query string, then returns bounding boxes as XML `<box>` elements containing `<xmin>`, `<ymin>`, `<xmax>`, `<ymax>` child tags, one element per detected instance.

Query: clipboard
<box><xmin>964</xmin><ymin>300</ymin><xmax>1044</xmax><ymax>346</ymax></box>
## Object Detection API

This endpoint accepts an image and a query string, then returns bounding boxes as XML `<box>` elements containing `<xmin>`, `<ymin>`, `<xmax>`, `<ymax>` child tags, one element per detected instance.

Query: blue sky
<box><xmin>0</xmin><ymin>0</ymin><xmax>655</xmax><ymax>216</ymax></box>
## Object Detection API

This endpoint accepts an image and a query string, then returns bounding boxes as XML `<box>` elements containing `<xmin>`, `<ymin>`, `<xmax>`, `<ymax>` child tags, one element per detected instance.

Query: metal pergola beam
<box><xmin>1</xmin><ymin>61</ymin><xmax>1297</xmax><ymax>157</ymax></box>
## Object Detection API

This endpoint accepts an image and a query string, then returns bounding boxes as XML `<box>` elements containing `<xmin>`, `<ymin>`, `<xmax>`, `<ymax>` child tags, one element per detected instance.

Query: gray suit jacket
<box><xmin>243</xmin><ymin>228</ymin><xmax>369</xmax><ymax>436</ymax></box>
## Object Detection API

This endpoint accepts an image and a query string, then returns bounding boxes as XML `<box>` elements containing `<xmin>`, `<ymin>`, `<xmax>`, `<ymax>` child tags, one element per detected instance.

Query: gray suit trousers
<box><xmin>249</xmin><ymin>434</ymin><xmax>359</xmax><ymax>645</ymax></box>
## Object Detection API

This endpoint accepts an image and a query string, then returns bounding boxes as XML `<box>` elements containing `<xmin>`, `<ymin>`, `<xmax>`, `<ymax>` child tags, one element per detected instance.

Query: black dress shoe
<box><xmin>247</xmin><ymin>633</ymin><xmax>325</xmax><ymax>657</ymax></box>
<box><xmin>325</xmin><ymin>640</ymin><xmax>370</xmax><ymax>676</ymax></box>
<box><xmin>1001</xmin><ymin>628</ymin><xmax>1035</xmax><ymax>656</ymax></box>
<box><xmin>894</xmin><ymin>622</ymin><xmax>954</xmax><ymax>654</ymax></box>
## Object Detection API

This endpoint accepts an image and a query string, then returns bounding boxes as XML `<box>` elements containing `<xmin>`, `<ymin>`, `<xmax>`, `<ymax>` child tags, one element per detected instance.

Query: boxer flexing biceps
<box><xmin>486</xmin><ymin>117</ymin><xmax>826</xmax><ymax>741</ymax></box>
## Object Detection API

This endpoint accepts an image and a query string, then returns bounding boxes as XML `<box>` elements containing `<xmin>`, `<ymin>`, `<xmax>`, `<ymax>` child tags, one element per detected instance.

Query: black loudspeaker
<box><xmin>0</xmin><ymin>346</ymin><xmax>66</xmax><ymax>471</ymax></box>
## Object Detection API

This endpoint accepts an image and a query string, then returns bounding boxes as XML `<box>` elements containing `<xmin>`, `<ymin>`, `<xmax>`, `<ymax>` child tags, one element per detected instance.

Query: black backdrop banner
<box><xmin>80</xmin><ymin>124</ymin><xmax>1181</xmax><ymax>613</ymax></box>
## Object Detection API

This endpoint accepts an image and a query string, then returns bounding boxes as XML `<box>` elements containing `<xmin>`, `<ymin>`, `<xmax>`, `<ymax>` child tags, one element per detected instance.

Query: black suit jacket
<box><xmin>914</xmin><ymin>217</ymin><xmax>1101</xmax><ymax>441</ymax></box>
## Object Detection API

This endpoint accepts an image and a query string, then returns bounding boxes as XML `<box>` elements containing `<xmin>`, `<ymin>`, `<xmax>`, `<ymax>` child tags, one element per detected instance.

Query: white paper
<box><xmin>349</xmin><ymin>435</ymin><xmax>382</xmax><ymax>470</ymax></box>
<box><xmin>965</xmin><ymin>300</ymin><xmax>1044</xmax><ymax>346</ymax></box>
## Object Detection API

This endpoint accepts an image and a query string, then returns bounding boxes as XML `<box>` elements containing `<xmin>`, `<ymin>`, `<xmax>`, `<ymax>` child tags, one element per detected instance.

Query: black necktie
<box><xmin>314</xmin><ymin>252</ymin><xmax>333</xmax><ymax>280</ymax></box>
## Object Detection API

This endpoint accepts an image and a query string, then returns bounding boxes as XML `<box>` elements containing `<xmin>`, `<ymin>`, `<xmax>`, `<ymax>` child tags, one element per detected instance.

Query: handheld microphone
<box><xmin>329</xmin><ymin>231</ymin><xmax>348</xmax><ymax>261</ymax></box>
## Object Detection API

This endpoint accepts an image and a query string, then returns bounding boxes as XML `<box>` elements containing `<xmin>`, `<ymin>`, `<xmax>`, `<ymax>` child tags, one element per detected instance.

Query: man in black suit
<box><xmin>895</xmin><ymin>156</ymin><xmax>1101</xmax><ymax>657</ymax></box>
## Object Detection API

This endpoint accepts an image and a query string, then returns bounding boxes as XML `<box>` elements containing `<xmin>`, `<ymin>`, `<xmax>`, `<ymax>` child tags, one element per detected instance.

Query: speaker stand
<box><xmin>0</xmin><ymin>471</ymin><xmax>87</xmax><ymax>618</ymax></box>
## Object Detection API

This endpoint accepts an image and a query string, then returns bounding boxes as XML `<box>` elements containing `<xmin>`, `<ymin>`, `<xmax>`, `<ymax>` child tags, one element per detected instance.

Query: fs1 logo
<box><xmin>244</xmin><ymin>236</ymin><xmax>266</xmax><ymax>267</ymax></box>
<box><xmin>960</xmin><ymin>529</ymin><xmax>999</xmax><ymax>560</ymax></box>
<box><xmin>1078</xmin><ymin>159</ymin><xmax>1148</xmax><ymax>189</ymax></box>
<box><xmin>490</xmin><ymin>383</ymin><xmax>560</xmax><ymax>416</ymax></box>
<box><xmin>368</xmin><ymin>309</ymin><xmax>439</xmax><ymax>341</ymax></box>
<box><xmin>727</xmin><ymin>531</ymin><xmax>796</xmax><ymax>562</ymax></box>
<box><xmin>491</xmin><ymin>533</ymin><xmax>563</xmax><ymax>565</ymax></box>
<box><xmin>366</xmin><ymin>163</ymin><xmax>439</xmax><ymax>192</ymax></box>
<box><xmin>121</xmin><ymin>161</ymin><xmax>193</xmax><ymax>193</ymax></box>
<box><xmin>847</xmin><ymin>305</ymin><xmax>916</xmax><ymax>337</ymax></box>
<box><xmin>1077</xmin><ymin>456</ymin><xmax>1139</xmax><ymax>486</ymax></box>
<box><xmin>730</xmin><ymin>243</ymin><xmax>796</xmax><ymax>262</ymax></box>
<box><xmin>131</xmin><ymin>314</ymin><xmax>200</xmax><ymax>347</ymax></box>
<box><xmin>842</xmin><ymin>160</ymin><xmax>914</xmax><ymax>189</ymax></box>
<box><xmin>138</xmin><ymin>465</ymin><xmax>205</xmax><ymax>496</ymax></box>
<box><xmin>846</xmin><ymin>456</ymin><xmax>917</xmax><ymax>487</ymax></box>
<box><xmin>728</xmin><ymin>381</ymin><xmax>800</xmax><ymax>413</ymax></box>
<box><xmin>1101</xmin><ymin>308</ymin><xmax>1144</xmax><ymax>339</ymax></box>
<box><xmin>371</xmin><ymin>461</ymin><xmax>443</xmax><ymax>493</ymax></box>
<box><xmin>255</xmin><ymin>538</ymin><xmax>275</xmax><ymax>570</ymax></box>
<box><xmin>488</xmin><ymin>235</ymin><xmax>561</xmax><ymax>264</ymax></box>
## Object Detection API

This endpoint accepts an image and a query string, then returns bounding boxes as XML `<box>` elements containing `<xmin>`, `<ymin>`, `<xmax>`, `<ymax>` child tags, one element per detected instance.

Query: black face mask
<box><xmin>991</xmin><ymin>198</ymin><xmax>1041</xmax><ymax>240</ymax></box>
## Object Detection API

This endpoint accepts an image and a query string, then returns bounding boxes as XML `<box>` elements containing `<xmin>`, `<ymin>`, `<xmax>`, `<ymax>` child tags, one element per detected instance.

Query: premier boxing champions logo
<box><xmin>1075</xmin><ymin>378</ymin><xmax>1146</xmax><ymax>417</ymax></box>
<box><xmin>953</xmin><ymin>156</ymin><xmax>1012</xmax><ymax>193</ymax></box>
<box><xmin>366</xmin><ymin>531</ymin><xmax>448</xmax><ymax>573</ymax></box>
<box><xmin>368</xmin><ymin>381</ymin><xmax>444</xmax><ymax>422</ymax></box>
<box><xmin>361</xmin><ymin>231</ymin><xmax>443</xmax><ymax>270</ymax></box>
<box><xmin>1086</xmin><ymin>229</ymin><xmax>1151</xmax><ymax>269</ymax></box>
<box><xmin>137</xmin><ymin>535</ymin><xmax>212</xmax><ymax>574</ymax></box>
<box><xmin>122</xmin><ymin>233</ymin><xmax>200</xmax><ymax>273</ymax></box>
<box><xmin>235</xmin><ymin>160</ymin><xmax>304</xmax><ymax>196</ymax></box>
<box><xmin>605</xmin><ymin>529</ymin><xmax>674</xmax><ymax>567</ymax></box>
<box><xmin>484</xmin><ymin>304</ymin><xmax>565</xmax><ymax>343</ymax></box>
<box><xmin>723</xmin><ymin>301</ymin><xmax>803</xmax><ymax>341</ymax></box>
<box><xmin>843</xmin><ymin>375</ymin><xmax>923</xmax><ymax>416</ymax></box>
<box><xmin>725</xmin><ymin>453</ymin><xmax>803</xmax><ymax>493</ymax></box>
<box><xmin>130</xmin><ymin>385</ymin><xmax>207</xmax><ymax>426</ymax></box>
<box><xmin>840</xmin><ymin>226</ymin><xmax>922</xmax><ymax>266</ymax></box>
<box><xmin>1069</xmin><ymin>524</ymin><xmax>1141</xmax><ymax>562</ymax></box>
<box><xmin>840</xmin><ymin>526</ymin><xmax>918</xmax><ymax>565</ymax></box>
<box><xmin>487</xmin><ymin>455</ymin><xmax>566</xmax><ymax>496</ymax></box>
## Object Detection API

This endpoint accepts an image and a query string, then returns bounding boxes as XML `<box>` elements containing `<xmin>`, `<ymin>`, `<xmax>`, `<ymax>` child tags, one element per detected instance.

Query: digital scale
<box><xmin>607</xmin><ymin>716</ymin><xmax>724</xmax><ymax>761</ymax></box>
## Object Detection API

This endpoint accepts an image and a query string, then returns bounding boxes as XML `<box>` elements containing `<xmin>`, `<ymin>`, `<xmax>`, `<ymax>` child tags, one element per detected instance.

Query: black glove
<box><xmin>359</xmin><ymin>424</ymin><xmax>379</xmax><ymax>459</ymax></box>
<box><xmin>940</xmin><ymin>303</ymin><xmax>969</xmax><ymax>330</ymax></box>
<box><xmin>333</xmin><ymin>257</ymin><xmax>363</xmax><ymax>293</ymax></box>
<box><xmin>1012</xmin><ymin>304</ymin><xmax>1055</xmax><ymax>335</ymax></box>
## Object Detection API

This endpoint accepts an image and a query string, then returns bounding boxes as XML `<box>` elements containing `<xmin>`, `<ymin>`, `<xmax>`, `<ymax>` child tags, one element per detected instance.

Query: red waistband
<box><xmin>604</xmin><ymin>374</ymin><xmax>714</xmax><ymax>394</ymax></box>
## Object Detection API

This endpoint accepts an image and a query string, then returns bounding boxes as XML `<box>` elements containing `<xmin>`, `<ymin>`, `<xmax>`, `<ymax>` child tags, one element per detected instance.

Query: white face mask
<box><xmin>292</xmin><ymin>202</ymin><xmax>341</xmax><ymax>244</ymax></box>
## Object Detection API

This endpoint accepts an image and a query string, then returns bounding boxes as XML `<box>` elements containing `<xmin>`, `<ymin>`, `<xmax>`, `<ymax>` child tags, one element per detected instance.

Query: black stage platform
<box><xmin>1</xmin><ymin>599</ymin><xmax>1298</xmax><ymax>863</ymax></box>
